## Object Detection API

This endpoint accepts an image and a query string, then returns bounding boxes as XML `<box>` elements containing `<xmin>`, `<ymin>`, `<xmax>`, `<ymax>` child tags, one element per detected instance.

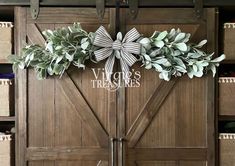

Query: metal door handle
<box><xmin>119</xmin><ymin>138</ymin><xmax>125</xmax><ymax>166</ymax></box>
<box><xmin>110</xmin><ymin>137</ymin><xmax>116</xmax><ymax>166</ymax></box>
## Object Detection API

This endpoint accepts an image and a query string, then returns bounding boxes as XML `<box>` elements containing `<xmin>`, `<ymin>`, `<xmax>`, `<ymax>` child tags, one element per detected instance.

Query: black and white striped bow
<box><xmin>93</xmin><ymin>26</ymin><xmax>141</xmax><ymax>83</ymax></box>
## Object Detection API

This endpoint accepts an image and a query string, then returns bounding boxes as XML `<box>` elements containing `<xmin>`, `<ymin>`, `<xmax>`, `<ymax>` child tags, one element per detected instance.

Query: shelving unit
<box><xmin>218</xmin><ymin>7</ymin><xmax>235</xmax><ymax>166</ymax></box>
<box><xmin>219</xmin><ymin>115</ymin><xmax>235</xmax><ymax>121</ymax></box>
<box><xmin>0</xmin><ymin>6</ymin><xmax>15</xmax><ymax>166</ymax></box>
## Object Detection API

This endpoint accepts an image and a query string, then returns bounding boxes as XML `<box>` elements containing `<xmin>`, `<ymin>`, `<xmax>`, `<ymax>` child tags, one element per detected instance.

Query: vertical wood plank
<box><xmin>206</xmin><ymin>8</ymin><xmax>217</xmax><ymax>166</ymax></box>
<box><xmin>27</xmin><ymin>23</ymin><xmax>56</xmax><ymax>166</ymax></box>
<box><xmin>15</xmin><ymin>7</ymin><xmax>27</xmax><ymax>166</ymax></box>
<box><xmin>214</xmin><ymin>8</ymin><xmax>220</xmax><ymax>166</ymax></box>
<box><xmin>54</xmin><ymin>77</ymin><xmax>82</xmax><ymax>147</ymax></box>
<box><xmin>175</xmin><ymin>77</ymin><xmax>207</xmax><ymax>147</ymax></box>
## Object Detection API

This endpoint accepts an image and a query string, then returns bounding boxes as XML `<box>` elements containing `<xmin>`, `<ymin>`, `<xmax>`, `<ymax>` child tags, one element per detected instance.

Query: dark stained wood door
<box><xmin>15</xmin><ymin>6</ymin><xmax>217</xmax><ymax>166</ymax></box>
<box><xmin>15</xmin><ymin>7</ymin><xmax>117</xmax><ymax>166</ymax></box>
<box><xmin>118</xmin><ymin>8</ymin><xmax>217</xmax><ymax>166</ymax></box>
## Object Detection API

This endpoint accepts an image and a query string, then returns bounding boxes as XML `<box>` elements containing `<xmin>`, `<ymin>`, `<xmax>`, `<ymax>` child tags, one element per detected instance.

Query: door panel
<box><xmin>119</xmin><ymin>8</ymin><xmax>216</xmax><ymax>166</ymax></box>
<box><xmin>16</xmin><ymin>7</ymin><xmax>116</xmax><ymax>166</ymax></box>
<box><xmin>136</xmin><ymin>77</ymin><xmax>207</xmax><ymax>148</ymax></box>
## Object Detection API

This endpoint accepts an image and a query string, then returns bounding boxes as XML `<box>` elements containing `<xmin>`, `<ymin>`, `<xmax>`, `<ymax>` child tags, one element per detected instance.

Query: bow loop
<box><xmin>93</xmin><ymin>26</ymin><xmax>113</xmax><ymax>48</ymax></box>
<box><xmin>93</xmin><ymin>26</ymin><xmax>141</xmax><ymax>83</ymax></box>
<box><xmin>94</xmin><ymin>48</ymin><xmax>113</xmax><ymax>62</ymax></box>
<box><xmin>122</xmin><ymin>28</ymin><xmax>141</xmax><ymax>43</ymax></box>
<box><xmin>120</xmin><ymin>50</ymin><xmax>138</xmax><ymax>67</ymax></box>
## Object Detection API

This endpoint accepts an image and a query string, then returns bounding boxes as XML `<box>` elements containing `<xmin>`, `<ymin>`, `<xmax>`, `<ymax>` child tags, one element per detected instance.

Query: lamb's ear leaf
<box><xmin>156</xmin><ymin>31</ymin><xmax>168</xmax><ymax>41</ymax></box>
<box><xmin>154</xmin><ymin>40</ymin><xmax>164</xmax><ymax>48</ymax></box>
<box><xmin>194</xmin><ymin>40</ymin><xmax>207</xmax><ymax>48</ymax></box>
<box><xmin>175</xmin><ymin>43</ymin><xmax>187</xmax><ymax>51</ymax></box>
<box><xmin>210</xmin><ymin>54</ymin><xmax>226</xmax><ymax>63</ymax></box>
<box><xmin>174</xmin><ymin>33</ymin><xmax>186</xmax><ymax>42</ymax></box>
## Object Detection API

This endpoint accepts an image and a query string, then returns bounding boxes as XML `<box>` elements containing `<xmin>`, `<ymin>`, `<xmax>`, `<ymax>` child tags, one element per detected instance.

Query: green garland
<box><xmin>139</xmin><ymin>29</ymin><xmax>225</xmax><ymax>81</ymax></box>
<box><xmin>8</xmin><ymin>23</ymin><xmax>225</xmax><ymax>81</ymax></box>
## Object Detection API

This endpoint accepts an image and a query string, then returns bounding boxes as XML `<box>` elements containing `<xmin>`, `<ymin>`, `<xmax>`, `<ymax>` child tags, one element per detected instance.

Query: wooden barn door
<box><xmin>15</xmin><ymin>6</ymin><xmax>217</xmax><ymax>166</ymax></box>
<box><xmin>118</xmin><ymin>8</ymin><xmax>217</xmax><ymax>166</ymax></box>
<box><xmin>15</xmin><ymin>7</ymin><xmax>116</xmax><ymax>166</ymax></box>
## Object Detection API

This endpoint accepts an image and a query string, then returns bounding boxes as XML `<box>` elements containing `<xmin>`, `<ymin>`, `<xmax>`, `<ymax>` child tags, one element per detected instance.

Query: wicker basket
<box><xmin>0</xmin><ymin>79</ymin><xmax>14</xmax><ymax>116</ymax></box>
<box><xmin>0</xmin><ymin>22</ymin><xmax>13</xmax><ymax>62</ymax></box>
<box><xmin>219</xmin><ymin>133</ymin><xmax>235</xmax><ymax>166</ymax></box>
<box><xmin>0</xmin><ymin>134</ymin><xmax>12</xmax><ymax>166</ymax></box>
<box><xmin>219</xmin><ymin>77</ymin><xmax>235</xmax><ymax>115</ymax></box>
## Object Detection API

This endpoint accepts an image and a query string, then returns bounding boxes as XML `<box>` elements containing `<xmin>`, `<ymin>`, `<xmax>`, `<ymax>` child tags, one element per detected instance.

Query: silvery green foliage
<box><xmin>9</xmin><ymin>23</ymin><xmax>93</xmax><ymax>80</ymax></box>
<box><xmin>139</xmin><ymin>28</ymin><xmax>225</xmax><ymax>81</ymax></box>
<box><xmin>9</xmin><ymin>25</ymin><xmax>225</xmax><ymax>81</ymax></box>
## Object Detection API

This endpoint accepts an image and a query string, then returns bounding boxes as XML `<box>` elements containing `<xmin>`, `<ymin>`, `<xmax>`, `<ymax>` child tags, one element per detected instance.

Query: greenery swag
<box><xmin>9</xmin><ymin>23</ymin><xmax>225</xmax><ymax>81</ymax></box>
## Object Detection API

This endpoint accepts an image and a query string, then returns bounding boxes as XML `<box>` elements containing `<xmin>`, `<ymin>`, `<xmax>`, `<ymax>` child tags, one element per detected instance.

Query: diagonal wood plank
<box><xmin>57</xmin><ymin>72</ymin><xmax>109</xmax><ymax>148</ymax></box>
<box><xmin>27</xmin><ymin>23</ymin><xmax>46</xmax><ymax>46</ymax></box>
<box><xmin>126</xmin><ymin>78</ymin><xmax>178</xmax><ymax>148</ymax></box>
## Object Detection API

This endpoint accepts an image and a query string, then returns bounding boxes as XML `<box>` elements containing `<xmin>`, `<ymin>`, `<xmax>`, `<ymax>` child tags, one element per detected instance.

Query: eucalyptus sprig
<box><xmin>9</xmin><ymin>23</ymin><xmax>94</xmax><ymax>79</ymax></box>
<box><xmin>139</xmin><ymin>28</ymin><xmax>225</xmax><ymax>81</ymax></box>
<box><xmin>8</xmin><ymin>24</ymin><xmax>225</xmax><ymax>81</ymax></box>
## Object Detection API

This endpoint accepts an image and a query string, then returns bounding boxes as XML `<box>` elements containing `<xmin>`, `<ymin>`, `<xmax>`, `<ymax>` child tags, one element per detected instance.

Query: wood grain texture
<box><xmin>126</xmin><ymin>79</ymin><xmax>178</xmax><ymax>148</ymax></box>
<box><xmin>57</xmin><ymin>72</ymin><xmax>109</xmax><ymax>147</ymax></box>
<box><xmin>26</xmin><ymin>23</ymin><xmax>56</xmax><ymax>166</ymax></box>
<box><xmin>26</xmin><ymin>147</ymin><xmax>108</xmax><ymax>160</ymax></box>
<box><xmin>28</xmin><ymin>71</ymin><xmax>55</xmax><ymax>147</ymax></box>
<box><xmin>136</xmin><ymin>161</ymin><xmax>176</xmax><ymax>166</ymax></box>
<box><xmin>16</xmin><ymin>6</ymin><xmax>216</xmax><ymax>166</ymax></box>
<box><xmin>136</xmin><ymin>161</ymin><xmax>206</xmax><ymax>166</ymax></box>
<box><xmin>14</xmin><ymin>7</ymin><xmax>27</xmax><ymax>166</ymax></box>
<box><xmin>126</xmin><ymin>148</ymin><xmax>207</xmax><ymax>161</ymax></box>
<box><xmin>27</xmin><ymin>23</ymin><xmax>45</xmax><ymax>46</ymax></box>
<box><xmin>26</xmin><ymin>8</ymin><xmax>111</xmax><ymax>25</ymax></box>
<box><xmin>16</xmin><ymin>7</ymin><xmax>116</xmax><ymax>166</ymax></box>
<box><xmin>119</xmin><ymin>8</ymin><xmax>215</xmax><ymax>166</ymax></box>
<box><xmin>206</xmin><ymin>8</ymin><xmax>216</xmax><ymax>166</ymax></box>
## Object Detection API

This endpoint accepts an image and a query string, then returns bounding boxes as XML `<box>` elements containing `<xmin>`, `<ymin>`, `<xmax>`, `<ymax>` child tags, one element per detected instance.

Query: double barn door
<box><xmin>15</xmin><ymin>6</ymin><xmax>216</xmax><ymax>166</ymax></box>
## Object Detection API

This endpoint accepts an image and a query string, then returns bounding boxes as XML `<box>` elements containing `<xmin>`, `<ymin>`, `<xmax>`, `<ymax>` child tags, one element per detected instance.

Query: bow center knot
<box><xmin>93</xmin><ymin>26</ymin><xmax>141</xmax><ymax>83</ymax></box>
<box><xmin>112</xmin><ymin>40</ymin><xmax>122</xmax><ymax>51</ymax></box>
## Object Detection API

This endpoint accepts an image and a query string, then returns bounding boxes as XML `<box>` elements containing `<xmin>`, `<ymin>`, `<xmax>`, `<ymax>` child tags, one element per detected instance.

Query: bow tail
<box><xmin>105</xmin><ymin>54</ymin><xmax>115</xmax><ymax>82</ymax></box>
<box><xmin>121</xmin><ymin>50</ymin><xmax>138</xmax><ymax>67</ymax></box>
<box><xmin>120</xmin><ymin>58</ymin><xmax>131</xmax><ymax>85</ymax></box>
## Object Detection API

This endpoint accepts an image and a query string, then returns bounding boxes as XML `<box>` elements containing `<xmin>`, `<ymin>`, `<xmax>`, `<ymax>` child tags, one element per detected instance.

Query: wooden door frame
<box><xmin>15</xmin><ymin>7</ymin><xmax>27</xmax><ymax>166</ymax></box>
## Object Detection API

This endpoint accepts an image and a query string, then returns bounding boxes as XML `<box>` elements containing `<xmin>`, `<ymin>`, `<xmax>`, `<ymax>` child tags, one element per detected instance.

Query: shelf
<box><xmin>0</xmin><ymin>116</ymin><xmax>15</xmax><ymax>122</ymax></box>
<box><xmin>221</xmin><ymin>60</ymin><xmax>235</xmax><ymax>64</ymax></box>
<box><xmin>0</xmin><ymin>59</ymin><xmax>11</xmax><ymax>64</ymax></box>
<box><xmin>219</xmin><ymin>115</ymin><xmax>235</xmax><ymax>121</ymax></box>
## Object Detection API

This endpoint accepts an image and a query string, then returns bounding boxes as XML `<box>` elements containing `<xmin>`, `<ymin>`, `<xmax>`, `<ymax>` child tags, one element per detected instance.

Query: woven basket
<box><xmin>0</xmin><ymin>134</ymin><xmax>12</xmax><ymax>166</ymax></box>
<box><xmin>224</xmin><ymin>23</ymin><xmax>235</xmax><ymax>60</ymax></box>
<box><xmin>0</xmin><ymin>22</ymin><xmax>13</xmax><ymax>62</ymax></box>
<box><xmin>219</xmin><ymin>77</ymin><xmax>235</xmax><ymax>115</ymax></box>
<box><xmin>220</xmin><ymin>133</ymin><xmax>235</xmax><ymax>166</ymax></box>
<box><xmin>0</xmin><ymin>79</ymin><xmax>14</xmax><ymax>116</ymax></box>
